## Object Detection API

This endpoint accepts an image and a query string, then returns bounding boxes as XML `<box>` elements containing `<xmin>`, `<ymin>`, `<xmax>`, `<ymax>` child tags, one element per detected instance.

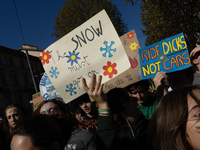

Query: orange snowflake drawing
<box><xmin>39</xmin><ymin>50</ymin><xmax>51</xmax><ymax>65</ymax></box>
<box><xmin>103</xmin><ymin>61</ymin><xmax>118</xmax><ymax>79</ymax></box>
<box><xmin>127</xmin><ymin>32</ymin><xmax>134</xmax><ymax>39</ymax></box>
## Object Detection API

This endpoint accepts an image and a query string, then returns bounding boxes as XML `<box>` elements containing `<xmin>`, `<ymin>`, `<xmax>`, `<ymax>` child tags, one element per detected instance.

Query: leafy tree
<box><xmin>140</xmin><ymin>0</ymin><xmax>200</xmax><ymax>51</ymax></box>
<box><xmin>53</xmin><ymin>0</ymin><xmax>128</xmax><ymax>39</ymax></box>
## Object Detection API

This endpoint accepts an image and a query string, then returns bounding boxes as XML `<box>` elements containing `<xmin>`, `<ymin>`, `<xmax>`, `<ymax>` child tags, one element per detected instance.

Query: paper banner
<box><xmin>39</xmin><ymin>72</ymin><xmax>61</xmax><ymax>100</ymax></box>
<box><xmin>32</xmin><ymin>92</ymin><xmax>44</xmax><ymax>111</ymax></box>
<box><xmin>40</xmin><ymin>10</ymin><xmax>130</xmax><ymax>103</ymax></box>
<box><xmin>103</xmin><ymin>29</ymin><xmax>142</xmax><ymax>93</ymax></box>
<box><xmin>139</xmin><ymin>32</ymin><xmax>191</xmax><ymax>79</ymax></box>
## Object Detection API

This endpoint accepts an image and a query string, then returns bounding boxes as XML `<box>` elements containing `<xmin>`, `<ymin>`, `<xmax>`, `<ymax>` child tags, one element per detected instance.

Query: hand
<box><xmin>190</xmin><ymin>44</ymin><xmax>200</xmax><ymax>58</ymax></box>
<box><xmin>82</xmin><ymin>74</ymin><xmax>109</xmax><ymax>109</ymax></box>
<box><xmin>153</xmin><ymin>71</ymin><xmax>167</xmax><ymax>90</ymax></box>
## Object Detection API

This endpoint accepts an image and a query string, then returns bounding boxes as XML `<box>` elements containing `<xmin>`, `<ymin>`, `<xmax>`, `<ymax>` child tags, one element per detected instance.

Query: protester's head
<box><xmin>167</xmin><ymin>67</ymin><xmax>194</xmax><ymax>90</ymax></box>
<box><xmin>190</xmin><ymin>44</ymin><xmax>200</xmax><ymax>72</ymax></box>
<box><xmin>11</xmin><ymin>114</ymin><xmax>72</xmax><ymax>150</ymax></box>
<box><xmin>78</xmin><ymin>93</ymin><xmax>97</xmax><ymax>118</ymax></box>
<box><xmin>106</xmin><ymin>88</ymin><xmax>143</xmax><ymax>127</ymax></box>
<box><xmin>126</xmin><ymin>80</ymin><xmax>149</xmax><ymax>105</ymax></box>
<box><xmin>34</xmin><ymin>99</ymin><xmax>78</xmax><ymax>128</ymax></box>
<box><xmin>147</xmin><ymin>85</ymin><xmax>200</xmax><ymax>150</ymax></box>
<box><xmin>3</xmin><ymin>104</ymin><xmax>30</xmax><ymax>135</ymax></box>
<box><xmin>35</xmin><ymin>99</ymin><xmax>65</xmax><ymax>115</ymax></box>
<box><xmin>74</xmin><ymin>108</ymin><xmax>85</xmax><ymax>122</ymax></box>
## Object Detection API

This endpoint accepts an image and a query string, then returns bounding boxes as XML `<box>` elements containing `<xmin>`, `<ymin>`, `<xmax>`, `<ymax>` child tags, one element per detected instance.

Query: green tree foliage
<box><xmin>53</xmin><ymin>0</ymin><xmax>128</xmax><ymax>39</ymax></box>
<box><xmin>140</xmin><ymin>0</ymin><xmax>200</xmax><ymax>51</ymax></box>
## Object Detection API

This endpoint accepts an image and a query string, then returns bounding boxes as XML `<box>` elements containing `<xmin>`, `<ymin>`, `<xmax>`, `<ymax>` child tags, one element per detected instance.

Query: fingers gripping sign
<box><xmin>82</xmin><ymin>74</ymin><xmax>108</xmax><ymax>109</ymax></box>
<box><xmin>153</xmin><ymin>71</ymin><xmax>167</xmax><ymax>90</ymax></box>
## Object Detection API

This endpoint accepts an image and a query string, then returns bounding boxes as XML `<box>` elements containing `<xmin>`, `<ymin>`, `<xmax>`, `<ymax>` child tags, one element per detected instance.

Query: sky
<box><xmin>0</xmin><ymin>0</ymin><xmax>146</xmax><ymax>51</ymax></box>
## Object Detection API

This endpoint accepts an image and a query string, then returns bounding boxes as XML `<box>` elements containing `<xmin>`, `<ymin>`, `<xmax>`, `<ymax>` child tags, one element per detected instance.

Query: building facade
<box><xmin>0</xmin><ymin>46</ymin><xmax>44</xmax><ymax>114</ymax></box>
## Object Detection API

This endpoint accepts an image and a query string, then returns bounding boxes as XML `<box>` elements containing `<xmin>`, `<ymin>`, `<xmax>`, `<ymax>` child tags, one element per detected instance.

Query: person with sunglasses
<box><xmin>190</xmin><ymin>44</ymin><xmax>200</xmax><ymax>85</ymax></box>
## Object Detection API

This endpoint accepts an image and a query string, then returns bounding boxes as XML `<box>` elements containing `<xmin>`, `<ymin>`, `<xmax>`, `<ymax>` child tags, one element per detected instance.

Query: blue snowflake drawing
<box><xmin>100</xmin><ymin>41</ymin><xmax>116</xmax><ymax>58</ymax></box>
<box><xmin>66</xmin><ymin>51</ymin><xmax>81</xmax><ymax>66</ymax></box>
<box><xmin>49</xmin><ymin>67</ymin><xmax>59</xmax><ymax>79</ymax></box>
<box><xmin>65</xmin><ymin>83</ymin><xmax>77</xmax><ymax>96</ymax></box>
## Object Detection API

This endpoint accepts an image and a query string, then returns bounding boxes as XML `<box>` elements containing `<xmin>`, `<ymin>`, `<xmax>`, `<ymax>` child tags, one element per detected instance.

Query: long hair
<box><xmin>3</xmin><ymin>103</ymin><xmax>31</xmax><ymax>137</ymax></box>
<box><xmin>147</xmin><ymin>85</ymin><xmax>200</xmax><ymax>150</ymax></box>
<box><xmin>34</xmin><ymin>99</ymin><xmax>78</xmax><ymax>129</ymax></box>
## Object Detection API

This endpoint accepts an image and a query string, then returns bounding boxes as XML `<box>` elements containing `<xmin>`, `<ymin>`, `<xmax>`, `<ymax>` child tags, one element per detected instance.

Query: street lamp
<box><xmin>18</xmin><ymin>47</ymin><xmax>44</xmax><ymax>93</ymax></box>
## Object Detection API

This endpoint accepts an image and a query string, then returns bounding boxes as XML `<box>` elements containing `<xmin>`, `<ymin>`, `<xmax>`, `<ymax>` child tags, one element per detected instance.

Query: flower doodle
<box><xmin>157</xmin><ymin>53</ymin><xmax>167</xmax><ymax>63</ymax></box>
<box><xmin>127</xmin><ymin>32</ymin><xmax>134</xmax><ymax>39</ymax></box>
<box><xmin>66</xmin><ymin>51</ymin><xmax>81</xmax><ymax>66</ymax></box>
<box><xmin>103</xmin><ymin>61</ymin><xmax>118</xmax><ymax>79</ymax></box>
<box><xmin>39</xmin><ymin>50</ymin><xmax>51</xmax><ymax>65</ymax></box>
<box><xmin>129</xmin><ymin>42</ymin><xmax>138</xmax><ymax>50</ymax></box>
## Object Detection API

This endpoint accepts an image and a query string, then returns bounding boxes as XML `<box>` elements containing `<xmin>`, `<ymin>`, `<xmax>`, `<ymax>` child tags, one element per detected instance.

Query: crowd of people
<box><xmin>0</xmin><ymin>44</ymin><xmax>200</xmax><ymax>150</ymax></box>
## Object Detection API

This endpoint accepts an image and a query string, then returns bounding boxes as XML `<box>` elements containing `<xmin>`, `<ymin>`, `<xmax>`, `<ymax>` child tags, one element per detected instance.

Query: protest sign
<box><xmin>39</xmin><ymin>10</ymin><xmax>130</xmax><ymax>103</ymax></box>
<box><xmin>139</xmin><ymin>33</ymin><xmax>191</xmax><ymax>79</ymax></box>
<box><xmin>103</xmin><ymin>29</ymin><xmax>142</xmax><ymax>93</ymax></box>
<box><xmin>39</xmin><ymin>72</ymin><xmax>61</xmax><ymax>100</ymax></box>
<box><xmin>32</xmin><ymin>92</ymin><xmax>44</xmax><ymax>111</ymax></box>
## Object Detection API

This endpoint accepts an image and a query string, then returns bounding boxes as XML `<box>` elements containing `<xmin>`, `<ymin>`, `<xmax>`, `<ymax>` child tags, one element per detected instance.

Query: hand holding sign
<box><xmin>82</xmin><ymin>74</ymin><xmax>108</xmax><ymax>109</ymax></box>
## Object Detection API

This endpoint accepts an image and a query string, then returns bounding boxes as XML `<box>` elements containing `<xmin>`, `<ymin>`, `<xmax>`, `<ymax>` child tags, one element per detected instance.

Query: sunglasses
<box><xmin>193</xmin><ymin>51</ymin><xmax>200</xmax><ymax>60</ymax></box>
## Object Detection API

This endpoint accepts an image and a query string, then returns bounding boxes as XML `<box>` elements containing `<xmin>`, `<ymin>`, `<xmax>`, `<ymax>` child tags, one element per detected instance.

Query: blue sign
<box><xmin>39</xmin><ymin>73</ymin><xmax>61</xmax><ymax>100</ymax></box>
<box><xmin>139</xmin><ymin>33</ymin><xmax>191</xmax><ymax>79</ymax></box>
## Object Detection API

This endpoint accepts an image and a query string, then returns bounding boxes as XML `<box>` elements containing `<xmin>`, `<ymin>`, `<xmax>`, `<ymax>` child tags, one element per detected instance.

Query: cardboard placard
<box><xmin>39</xmin><ymin>10</ymin><xmax>130</xmax><ymax>103</ymax></box>
<box><xmin>103</xmin><ymin>29</ymin><xmax>142</xmax><ymax>93</ymax></box>
<box><xmin>139</xmin><ymin>33</ymin><xmax>191</xmax><ymax>79</ymax></box>
<box><xmin>32</xmin><ymin>92</ymin><xmax>44</xmax><ymax>111</ymax></box>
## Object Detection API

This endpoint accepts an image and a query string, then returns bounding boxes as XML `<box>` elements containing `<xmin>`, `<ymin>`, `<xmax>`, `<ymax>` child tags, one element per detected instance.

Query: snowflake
<box><xmin>49</xmin><ymin>67</ymin><xmax>59</xmax><ymax>79</ymax></box>
<box><xmin>65</xmin><ymin>83</ymin><xmax>77</xmax><ymax>96</ymax></box>
<box><xmin>100</xmin><ymin>41</ymin><xmax>116</xmax><ymax>58</ymax></box>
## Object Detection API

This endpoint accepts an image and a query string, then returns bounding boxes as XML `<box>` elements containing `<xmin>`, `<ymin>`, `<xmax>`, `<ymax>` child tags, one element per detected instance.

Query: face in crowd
<box><xmin>186</xmin><ymin>89</ymin><xmax>200</xmax><ymax>149</ymax></box>
<box><xmin>40</xmin><ymin>102</ymin><xmax>63</xmax><ymax>115</ymax></box>
<box><xmin>148</xmin><ymin>85</ymin><xmax>200</xmax><ymax>150</ymax></box>
<box><xmin>129</xmin><ymin>86</ymin><xmax>148</xmax><ymax>105</ymax></box>
<box><xmin>80</xmin><ymin>100</ymin><xmax>97</xmax><ymax>118</ymax></box>
<box><xmin>80</xmin><ymin>101</ymin><xmax>92</xmax><ymax>114</ymax></box>
<box><xmin>6</xmin><ymin>107</ymin><xmax>24</xmax><ymax>129</ymax></box>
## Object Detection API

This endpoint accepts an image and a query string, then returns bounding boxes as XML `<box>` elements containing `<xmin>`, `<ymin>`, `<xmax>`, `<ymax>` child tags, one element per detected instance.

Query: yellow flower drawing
<box><xmin>129</xmin><ymin>42</ymin><xmax>138</xmax><ymax>50</ymax></box>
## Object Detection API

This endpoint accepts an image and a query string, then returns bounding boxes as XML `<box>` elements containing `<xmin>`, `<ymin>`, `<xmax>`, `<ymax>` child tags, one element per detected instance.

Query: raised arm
<box><xmin>82</xmin><ymin>74</ymin><xmax>116</xmax><ymax>149</ymax></box>
<box><xmin>82</xmin><ymin>74</ymin><xmax>110</xmax><ymax>115</ymax></box>
<box><xmin>153</xmin><ymin>71</ymin><xmax>168</xmax><ymax>102</ymax></box>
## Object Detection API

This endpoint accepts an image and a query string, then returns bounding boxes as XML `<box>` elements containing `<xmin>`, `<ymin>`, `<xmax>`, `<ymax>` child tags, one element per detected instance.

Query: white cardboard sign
<box><xmin>39</xmin><ymin>10</ymin><xmax>130</xmax><ymax>103</ymax></box>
